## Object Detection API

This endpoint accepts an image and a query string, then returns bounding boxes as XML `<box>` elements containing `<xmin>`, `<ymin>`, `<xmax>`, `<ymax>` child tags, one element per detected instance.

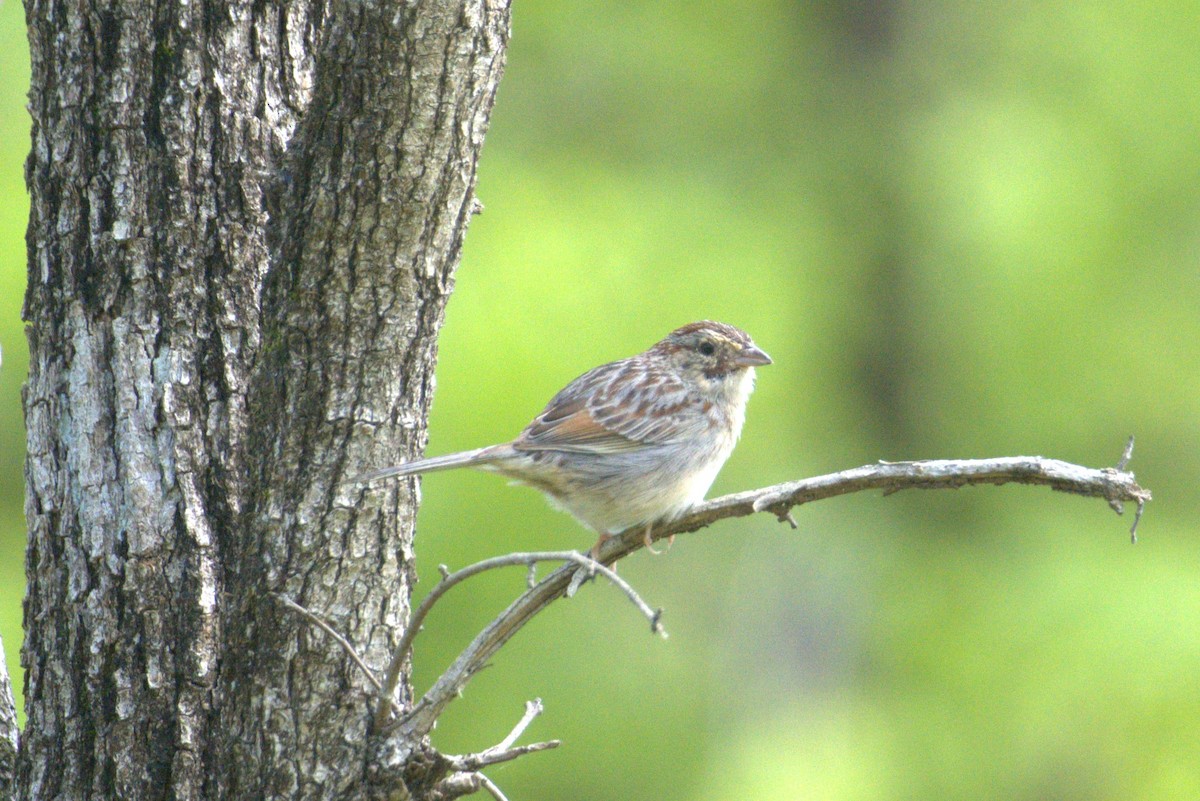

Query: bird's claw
<box><xmin>642</xmin><ymin>528</ymin><xmax>674</xmax><ymax>555</ymax></box>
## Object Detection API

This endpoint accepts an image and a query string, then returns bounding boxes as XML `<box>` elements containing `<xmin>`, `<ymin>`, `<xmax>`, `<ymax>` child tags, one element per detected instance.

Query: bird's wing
<box><xmin>515</xmin><ymin>359</ymin><xmax>706</xmax><ymax>455</ymax></box>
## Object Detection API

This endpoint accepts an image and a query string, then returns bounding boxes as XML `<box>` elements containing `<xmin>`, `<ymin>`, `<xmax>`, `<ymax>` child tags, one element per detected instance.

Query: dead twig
<box><xmin>442</xmin><ymin>699</ymin><xmax>560</xmax><ymax>771</ymax></box>
<box><xmin>496</xmin><ymin>698</ymin><xmax>544</xmax><ymax>753</ymax></box>
<box><xmin>434</xmin><ymin>771</ymin><xmax>511</xmax><ymax>801</ymax></box>
<box><xmin>431</xmin><ymin>700</ymin><xmax>558</xmax><ymax>800</ymax></box>
<box><xmin>276</xmin><ymin>594</ymin><xmax>410</xmax><ymax>723</ymax></box>
<box><xmin>477</xmin><ymin>775</ymin><xmax>508</xmax><ymax>801</ymax></box>
<box><xmin>374</xmin><ymin>551</ymin><xmax>666</xmax><ymax>731</ymax></box>
<box><xmin>276</xmin><ymin>595</ymin><xmax>382</xmax><ymax>692</ymax></box>
<box><xmin>393</xmin><ymin>448</ymin><xmax>1151</xmax><ymax>741</ymax></box>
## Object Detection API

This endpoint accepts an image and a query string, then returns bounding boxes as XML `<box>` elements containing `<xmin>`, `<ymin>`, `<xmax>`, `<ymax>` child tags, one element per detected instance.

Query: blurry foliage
<box><xmin>1</xmin><ymin>0</ymin><xmax>32</xmax><ymax>725</ymax></box>
<box><xmin>1</xmin><ymin>1</ymin><xmax>1197</xmax><ymax>799</ymax></box>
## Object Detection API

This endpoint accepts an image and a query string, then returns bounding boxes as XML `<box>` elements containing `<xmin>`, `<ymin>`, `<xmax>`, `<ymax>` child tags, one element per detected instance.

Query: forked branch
<box><xmin>431</xmin><ymin>699</ymin><xmax>559</xmax><ymax>801</ymax></box>
<box><xmin>392</xmin><ymin>445</ymin><xmax>1151</xmax><ymax>740</ymax></box>
<box><xmin>374</xmin><ymin>552</ymin><xmax>664</xmax><ymax>732</ymax></box>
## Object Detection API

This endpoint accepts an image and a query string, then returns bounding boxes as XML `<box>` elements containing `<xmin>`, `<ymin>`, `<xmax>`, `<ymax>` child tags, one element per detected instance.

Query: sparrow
<box><xmin>354</xmin><ymin>321</ymin><xmax>770</xmax><ymax>556</ymax></box>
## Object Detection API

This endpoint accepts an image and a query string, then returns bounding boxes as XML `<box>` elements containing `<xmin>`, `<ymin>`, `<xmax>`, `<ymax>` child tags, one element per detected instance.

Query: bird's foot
<box><xmin>588</xmin><ymin>533</ymin><xmax>613</xmax><ymax>565</ymax></box>
<box><xmin>642</xmin><ymin>527</ymin><xmax>675</xmax><ymax>555</ymax></box>
<box><xmin>643</xmin><ymin>526</ymin><xmax>662</xmax><ymax>554</ymax></box>
<box><xmin>567</xmin><ymin>534</ymin><xmax>613</xmax><ymax>597</ymax></box>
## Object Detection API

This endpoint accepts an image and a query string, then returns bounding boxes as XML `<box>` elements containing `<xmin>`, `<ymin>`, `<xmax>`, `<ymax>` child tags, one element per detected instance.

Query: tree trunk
<box><xmin>20</xmin><ymin>2</ymin><xmax>509</xmax><ymax>799</ymax></box>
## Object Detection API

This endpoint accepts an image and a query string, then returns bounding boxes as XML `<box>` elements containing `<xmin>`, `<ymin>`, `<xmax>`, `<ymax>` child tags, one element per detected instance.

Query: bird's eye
<box><xmin>698</xmin><ymin>341</ymin><xmax>716</xmax><ymax>356</ymax></box>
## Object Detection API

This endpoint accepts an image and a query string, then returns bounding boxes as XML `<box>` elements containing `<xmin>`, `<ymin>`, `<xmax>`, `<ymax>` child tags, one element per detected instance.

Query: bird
<box><xmin>352</xmin><ymin>320</ymin><xmax>771</xmax><ymax>557</ymax></box>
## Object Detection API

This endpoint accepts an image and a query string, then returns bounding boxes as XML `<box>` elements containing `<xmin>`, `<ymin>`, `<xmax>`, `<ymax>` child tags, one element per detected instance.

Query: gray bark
<box><xmin>20</xmin><ymin>1</ymin><xmax>509</xmax><ymax>799</ymax></box>
<box><xmin>0</xmin><ymin>635</ymin><xmax>16</xmax><ymax>800</ymax></box>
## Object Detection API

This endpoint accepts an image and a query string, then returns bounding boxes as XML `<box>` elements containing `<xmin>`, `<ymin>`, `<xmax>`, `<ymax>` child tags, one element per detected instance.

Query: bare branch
<box><xmin>1110</xmin><ymin>437</ymin><xmax>1142</xmax><ymax>542</ymax></box>
<box><xmin>393</xmin><ymin>450</ymin><xmax>1150</xmax><ymax>741</ymax></box>
<box><xmin>440</xmin><ymin>698</ymin><xmax>561</xmax><ymax>773</ymax></box>
<box><xmin>275</xmin><ymin>594</ymin><xmax>383</xmax><ymax>693</ymax></box>
<box><xmin>497</xmin><ymin>698</ymin><xmax>543</xmax><ymax>753</ymax></box>
<box><xmin>1116</xmin><ymin>434</ymin><xmax>1135</xmax><ymax>471</ymax></box>
<box><xmin>432</xmin><ymin>699</ymin><xmax>557</xmax><ymax>799</ymax></box>
<box><xmin>276</xmin><ymin>594</ymin><xmax>418</xmax><ymax>742</ymax></box>
<box><xmin>375</xmin><ymin>551</ymin><xmax>665</xmax><ymax>731</ymax></box>
<box><xmin>1129</xmin><ymin>496</ymin><xmax>1146</xmax><ymax>544</ymax></box>
<box><xmin>434</xmin><ymin>771</ymin><xmax>511</xmax><ymax>801</ymax></box>
<box><xmin>478</xmin><ymin>775</ymin><xmax>509</xmax><ymax>801</ymax></box>
<box><xmin>447</xmin><ymin>740</ymin><xmax>562</xmax><ymax>773</ymax></box>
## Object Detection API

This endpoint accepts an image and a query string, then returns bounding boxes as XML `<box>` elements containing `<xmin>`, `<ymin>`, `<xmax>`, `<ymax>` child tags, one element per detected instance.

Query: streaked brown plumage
<box><xmin>352</xmin><ymin>321</ymin><xmax>771</xmax><ymax>555</ymax></box>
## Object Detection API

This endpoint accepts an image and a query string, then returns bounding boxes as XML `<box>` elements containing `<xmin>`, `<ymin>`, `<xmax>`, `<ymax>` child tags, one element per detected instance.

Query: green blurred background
<box><xmin>3</xmin><ymin>2</ymin><xmax>1198</xmax><ymax>798</ymax></box>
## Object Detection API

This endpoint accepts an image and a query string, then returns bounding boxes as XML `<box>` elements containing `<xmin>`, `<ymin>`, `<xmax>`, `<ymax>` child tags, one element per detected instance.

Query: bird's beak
<box><xmin>735</xmin><ymin>344</ymin><xmax>772</xmax><ymax>367</ymax></box>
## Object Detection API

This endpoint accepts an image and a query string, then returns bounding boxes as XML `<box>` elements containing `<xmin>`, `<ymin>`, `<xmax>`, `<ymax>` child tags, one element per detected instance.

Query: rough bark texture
<box><xmin>20</xmin><ymin>1</ymin><xmax>509</xmax><ymax>799</ymax></box>
<box><xmin>0</xmin><ymin>635</ymin><xmax>16</xmax><ymax>800</ymax></box>
<box><xmin>219</xmin><ymin>3</ymin><xmax>509</xmax><ymax>799</ymax></box>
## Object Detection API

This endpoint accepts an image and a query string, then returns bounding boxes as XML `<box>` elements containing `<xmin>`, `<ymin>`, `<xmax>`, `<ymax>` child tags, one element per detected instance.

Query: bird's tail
<box><xmin>347</xmin><ymin>444</ymin><xmax>509</xmax><ymax>484</ymax></box>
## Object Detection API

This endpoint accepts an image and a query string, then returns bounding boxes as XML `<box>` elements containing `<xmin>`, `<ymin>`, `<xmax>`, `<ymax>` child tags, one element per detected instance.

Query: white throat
<box><xmin>723</xmin><ymin>366</ymin><xmax>756</xmax><ymax>441</ymax></box>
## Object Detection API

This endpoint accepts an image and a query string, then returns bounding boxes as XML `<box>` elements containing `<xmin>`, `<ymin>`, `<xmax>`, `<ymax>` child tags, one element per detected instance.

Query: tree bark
<box><xmin>0</xmin><ymin>634</ymin><xmax>16</xmax><ymax>800</ymax></box>
<box><xmin>20</xmin><ymin>1</ymin><xmax>509</xmax><ymax>799</ymax></box>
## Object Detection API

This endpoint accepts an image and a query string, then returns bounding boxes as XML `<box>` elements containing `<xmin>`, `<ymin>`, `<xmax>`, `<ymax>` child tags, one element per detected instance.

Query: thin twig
<box><xmin>374</xmin><ymin>551</ymin><xmax>665</xmax><ymax>731</ymax></box>
<box><xmin>1130</xmin><ymin>498</ymin><xmax>1146</xmax><ymax>544</ymax></box>
<box><xmin>276</xmin><ymin>594</ymin><xmax>383</xmax><ymax>693</ymax></box>
<box><xmin>433</xmin><ymin>771</ymin><xmax>511</xmax><ymax>801</ymax></box>
<box><xmin>1116</xmin><ymin>435</ymin><xmax>1135</xmax><ymax>471</ymax></box>
<box><xmin>1113</xmin><ymin>436</ymin><xmax>1141</xmax><ymax>543</ymax></box>
<box><xmin>447</xmin><ymin>740</ymin><xmax>562</xmax><ymax>771</ymax></box>
<box><xmin>433</xmin><ymin>700</ymin><xmax>560</xmax><ymax>801</ymax></box>
<box><xmin>558</xmin><ymin>552</ymin><xmax>667</xmax><ymax>636</ymax></box>
<box><xmin>393</xmin><ymin>450</ymin><xmax>1150</xmax><ymax>741</ymax></box>
<box><xmin>498</xmin><ymin>698</ymin><xmax>542</xmax><ymax>752</ymax></box>
<box><xmin>276</xmin><ymin>595</ymin><xmax>406</xmax><ymax>719</ymax></box>
<box><xmin>440</xmin><ymin>698</ymin><xmax>561</xmax><ymax>771</ymax></box>
<box><xmin>478</xmin><ymin>774</ymin><xmax>509</xmax><ymax>801</ymax></box>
